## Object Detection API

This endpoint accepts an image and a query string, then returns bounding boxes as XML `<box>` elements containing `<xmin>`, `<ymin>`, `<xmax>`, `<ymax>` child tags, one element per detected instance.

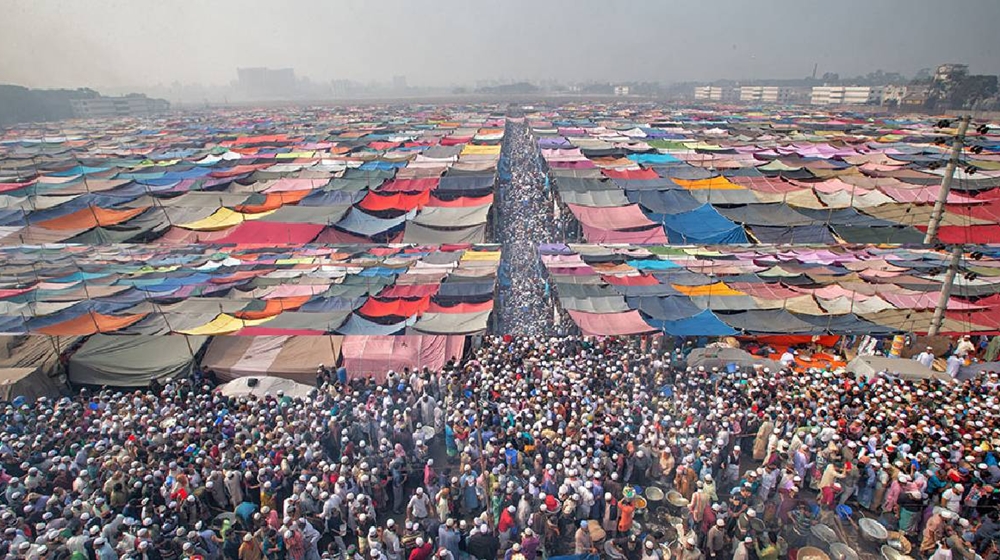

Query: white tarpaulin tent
<box><xmin>217</xmin><ymin>376</ymin><xmax>314</xmax><ymax>400</ymax></box>
<box><xmin>847</xmin><ymin>355</ymin><xmax>951</xmax><ymax>381</ymax></box>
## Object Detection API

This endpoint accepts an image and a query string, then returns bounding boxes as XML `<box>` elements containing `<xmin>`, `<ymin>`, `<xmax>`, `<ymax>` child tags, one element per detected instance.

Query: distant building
<box><xmin>237</xmin><ymin>67</ymin><xmax>297</xmax><ymax>98</ymax></box>
<box><xmin>810</xmin><ymin>85</ymin><xmax>883</xmax><ymax>106</ymax></box>
<box><xmin>901</xmin><ymin>84</ymin><xmax>931</xmax><ymax>108</ymax></box>
<box><xmin>70</xmin><ymin>94</ymin><xmax>169</xmax><ymax>119</ymax></box>
<box><xmin>738</xmin><ymin>86</ymin><xmax>808</xmax><ymax>104</ymax></box>
<box><xmin>614</xmin><ymin>85</ymin><xmax>630</xmax><ymax>96</ymax></box>
<box><xmin>694</xmin><ymin>86</ymin><xmax>723</xmax><ymax>101</ymax></box>
<box><xmin>881</xmin><ymin>84</ymin><xmax>929</xmax><ymax>108</ymax></box>
<box><xmin>392</xmin><ymin>75</ymin><xmax>408</xmax><ymax>91</ymax></box>
<box><xmin>934</xmin><ymin>64</ymin><xmax>968</xmax><ymax>83</ymax></box>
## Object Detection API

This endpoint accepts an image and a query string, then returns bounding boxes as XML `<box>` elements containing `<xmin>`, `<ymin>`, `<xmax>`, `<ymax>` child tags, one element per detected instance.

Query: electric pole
<box><xmin>925</xmin><ymin>116</ymin><xmax>971</xmax><ymax>337</ymax></box>
<box><xmin>924</xmin><ymin>116</ymin><xmax>971</xmax><ymax>244</ymax></box>
<box><xmin>928</xmin><ymin>245</ymin><xmax>962</xmax><ymax>337</ymax></box>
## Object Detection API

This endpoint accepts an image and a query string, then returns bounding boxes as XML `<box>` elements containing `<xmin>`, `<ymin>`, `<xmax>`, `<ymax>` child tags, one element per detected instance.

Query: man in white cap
<box><xmin>915</xmin><ymin>347</ymin><xmax>936</xmax><ymax>368</ymax></box>
<box><xmin>706</xmin><ymin>518</ymin><xmax>726</xmax><ymax>560</ymax></box>
<box><xmin>408</xmin><ymin>487</ymin><xmax>431</xmax><ymax>523</ymax></box>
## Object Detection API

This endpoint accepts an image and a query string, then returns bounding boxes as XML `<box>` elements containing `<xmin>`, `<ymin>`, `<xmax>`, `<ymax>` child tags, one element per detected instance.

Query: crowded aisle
<box><xmin>0</xmin><ymin>335</ymin><xmax>997</xmax><ymax>560</ymax></box>
<box><xmin>495</xmin><ymin>118</ymin><xmax>560</xmax><ymax>336</ymax></box>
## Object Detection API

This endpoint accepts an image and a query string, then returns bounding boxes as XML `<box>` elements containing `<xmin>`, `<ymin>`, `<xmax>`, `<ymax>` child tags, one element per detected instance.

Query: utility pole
<box><xmin>928</xmin><ymin>245</ymin><xmax>963</xmax><ymax>337</ymax></box>
<box><xmin>926</xmin><ymin>116</ymin><xmax>971</xmax><ymax>337</ymax></box>
<box><xmin>924</xmin><ymin>116</ymin><xmax>971</xmax><ymax>244</ymax></box>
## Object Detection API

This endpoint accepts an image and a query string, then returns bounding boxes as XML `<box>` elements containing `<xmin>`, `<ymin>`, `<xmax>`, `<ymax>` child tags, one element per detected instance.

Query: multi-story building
<box><xmin>810</xmin><ymin>85</ymin><xmax>883</xmax><ymax>106</ymax></box>
<box><xmin>738</xmin><ymin>86</ymin><xmax>809</xmax><ymax>104</ymax></box>
<box><xmin>70</xmin><ymin>94</ymin><xmax>169</xmax><ymax>119</ymax></box>
<box><xmin>934</xmin><ymin>64</ymin><xmax>969</xmax><ymax>83</ymax></box>
<box><xmin>694</xmin><ymin>86</ymin><xmax>723</xmax><ymax>101</ymax></box>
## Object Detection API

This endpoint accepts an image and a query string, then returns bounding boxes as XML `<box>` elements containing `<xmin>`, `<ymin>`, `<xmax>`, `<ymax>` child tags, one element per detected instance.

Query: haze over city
<box><xmin>2</xmin><ymin>0</ymin><xmax>1000</xmax><ymax>91</ymax></box>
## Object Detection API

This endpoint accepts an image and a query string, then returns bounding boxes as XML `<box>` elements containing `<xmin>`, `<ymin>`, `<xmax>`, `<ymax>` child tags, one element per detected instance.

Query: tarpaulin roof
<box><xmin>201</xmin><ymin>335</ymin><xmax>343</xmax><ymax>385</ymax></box>
<box><xmin>659</xmin><ymin>205</ymin><xmax>748</xmax><ymax>244</ymax></box>
<box><xmin>341</xmin><ymin>335</ymin><xmax>464</xmax><ymax>382</ymax></box>
<box><xmin>412</xmin><ymin>310</ymin><xmax>492</xmax><ymax>334</ymax></box>
<box><xmin>403</xmin><ymin>222</ymin><xmax>487</xmax><ymax>244</ymax></box>
<box><xmin>566</xmin><ymin>309</ymin><xmax>657</xmax><ymax>336</ymax></box>
<box><xmin>68</xmin><ymin>335</ymin><xmax>208</xmax><ymax>387</ymax></box>
<box><xmin>567</xmin><ymin>203</ymin><xmax>659</xmax><ymax>231</ymax></box>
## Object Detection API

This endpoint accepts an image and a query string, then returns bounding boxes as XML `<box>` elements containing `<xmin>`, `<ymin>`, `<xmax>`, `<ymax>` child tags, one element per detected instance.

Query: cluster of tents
<box><xmin>535</xmin><ymin>109</ymin><xmax>1000</xmax><ymax>244</ymax></box>
<box><xmin>0</xmin><ymin>332</ymin><xmax>466</xmax><ymax>391</ymax></box>
<box><xmin>0</xmin><ymin>106</ymin><xmax>503</xmax><ymax>245</ymax></box>
<box><xmin>540</xmin><ymin>243</ymin><xmax>1000</xmax><ymax>336</ymax></box>
<box><xmin>0</xmin><ymin>244</ymin><xmax>499</xmax><ymax>337</ymax></box>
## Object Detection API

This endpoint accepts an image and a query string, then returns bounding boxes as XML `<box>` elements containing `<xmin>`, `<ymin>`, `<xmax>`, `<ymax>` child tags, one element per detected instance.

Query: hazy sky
<box><xmin>2</xmin><ymin>0</ymin><xmax>999</xmax><ymax>89</ymax></box>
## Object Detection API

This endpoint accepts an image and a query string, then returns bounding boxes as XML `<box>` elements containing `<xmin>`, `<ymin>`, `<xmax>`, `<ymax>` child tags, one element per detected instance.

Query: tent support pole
<box><xmin>923</xmin><ymin>116</ymin><xmax>970</xmax><ymax>244</ymax></box>
<box><xmin>928</xmin><ymin>245</ymin><xmax>962</xmax><ymax>337</ymax></box>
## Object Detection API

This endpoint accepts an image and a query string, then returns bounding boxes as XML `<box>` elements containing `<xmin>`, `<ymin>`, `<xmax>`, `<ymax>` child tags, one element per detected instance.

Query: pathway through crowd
<box><xmin>495</xmin><ymin>116</ymin><xmax>558</xmax><ymax>335</ymax></box>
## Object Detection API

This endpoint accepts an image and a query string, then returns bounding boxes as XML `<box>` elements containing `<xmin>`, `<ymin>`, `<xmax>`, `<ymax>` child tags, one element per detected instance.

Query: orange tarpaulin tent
<box><xmin>358</xmin><ymin>296</ymin><xmax>431</xmax><ymax>318</ymax></box>
<box><xmin>427</xmin><ymin>300</ymin><xmax>494</xmax><ymax>314</ymax></box>
<box><xmin>35</xmin><ymin>206</ymin><xmax>148</xmax><ymax>231</ymax></box>
<box><xmin>234</xmin><ymin>190</ymin><xmax>311</xmax><ymax>213</ymax></box>
<box><xmin>426</xmin><ymin>193</ymin><xmax>494</xmax><ymax>208</ymax></box>
<box><xmin>35</xmin><ymin>312</ymin><xmax>147</xmax><ymax>335</ymax></box>
<box><xmin>359</xmin><ymin>190</ymin><xmax>431</xmax><ymax>212</ymax></box>
<box><xmin>234</xmin><ymin>296</ymin><xmax>312</xmax><ymax>320</ymax></box>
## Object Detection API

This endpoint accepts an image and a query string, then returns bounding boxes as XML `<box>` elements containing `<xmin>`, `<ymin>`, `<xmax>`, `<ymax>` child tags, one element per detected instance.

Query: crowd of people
<box><xmin>0</xmin><ymin>335</ymin><xmax>999</xmax><ymax>560</ymax></box>
<box><xmin>495</xmin><ymin>118</ymin><xmax>562</xmax><ymax>336</ymax></box>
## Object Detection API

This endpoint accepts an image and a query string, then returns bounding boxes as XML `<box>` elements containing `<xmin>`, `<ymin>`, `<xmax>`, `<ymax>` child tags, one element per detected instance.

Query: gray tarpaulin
<box><xmin>335</xmin><ymin>208</ymin><xmax>412</xmax><ymax>236</ymax></box>
<box><xmin>717</xmin><ymin>310</ymin><xmax>824</xmax><ymax>334</ymax></box>
<box><xmin>686</xmin><ymin>347</ymin><xmax>782</xmax><ymax>372</ymax></box>
<box><xmin>435</xmin><ymin>280</ymin><xmax>495</xmax><ymax>300</ymax></box>
<box><xmin>68</xmin><ymin>335</ymin><xmax>208</xmax><ymax>387</ymax></box>
<box><xmin>554</xmin><ymin>283</ymin><xmax>620</xmax><ymax>298</ymax></box>
<box><xmin>437</xmin><ymin>174</ymin><xmax>494</xmax><ymax>192</ymax></box>
<box><xmin>403</xmin><ymin>223</ymin><xmax>486</xmax><ymax>244</ymax></box>
<box><xmin>336</xmin><ymin>314</ymin><xmax>414</xmax><ymax>335</ymax></box>
<box><xmin>559</xmin><ymin>295</ymin><xmax>630</xmax><ymax>313</ymax></box>
<box><xmin>412</xmin><ymin>205</ymin><xmax>491</xmax><ymax>228</ymax></box>
<box><xmin>412</xmin><ymin>310</ymin><xmax>492</xmax><ymax>334</ymax></box>
<box><xmin>611</xmin><ymin>177</ymin><xmax>683</xmax><ymax>191</ymax></box>
<box><xmin>627</xmin><ymin>295</ymin><xmax>703</xmax><ymax>320</ymax></box>
<box><xmin>716</xmin><ymin>204</ymin><xmax>818</xmax><ymax>227</ymax></box>
<box><xmin>258</xmin><ymin>205</ymin><xmax>351</xmax><ymax>224</ymax></box>
<box><xmin>554</xmin><ymin>177</ymin><xmax>613</xmax><ymax>192</ymax></box>
<box><xmin>558</xmin><ymin>189</ymin><xmax>630</xmax><ymax>207</ymax></box>
<box><xmin>847</xmin><ymin>355</ymin><xmax>950</xmax><ymax>381</ymax></box>
<box><xmin>689</xmin><ymin>189</ymin><xmax>766</xmax><ymax>205</ymax></box>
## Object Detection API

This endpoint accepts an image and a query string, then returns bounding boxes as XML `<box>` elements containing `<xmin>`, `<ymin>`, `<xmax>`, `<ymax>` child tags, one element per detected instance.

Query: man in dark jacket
<box><xmin>466</xmin><ymin>525</ymin><xmax>499</xmax><ymax>560</ymax></box>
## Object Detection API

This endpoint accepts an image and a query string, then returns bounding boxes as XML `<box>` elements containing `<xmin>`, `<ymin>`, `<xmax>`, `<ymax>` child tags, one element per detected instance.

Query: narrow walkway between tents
<box><xmin>494</xmin><ymin>115</ymin><xmax>560</xmax><ymax>335</ymax></box>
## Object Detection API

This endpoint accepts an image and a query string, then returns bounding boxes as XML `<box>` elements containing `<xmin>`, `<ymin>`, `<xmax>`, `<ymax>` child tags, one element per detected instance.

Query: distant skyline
<box><xmin>2</xmin><ymin>0</ymin><xmax>999</xmax><ymax>91</ymax></box>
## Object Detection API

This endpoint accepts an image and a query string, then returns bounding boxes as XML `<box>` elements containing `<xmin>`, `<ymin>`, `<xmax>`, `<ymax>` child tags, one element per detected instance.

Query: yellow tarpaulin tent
<box><xmin>178</xmin><ymin>314</ymin><xmax>274</xmax><ymax>336</ymax></box>
<box><xmin>177</xmin><ymin>208</ymin><xmax>276</xmax><ymax>231</ymax></box>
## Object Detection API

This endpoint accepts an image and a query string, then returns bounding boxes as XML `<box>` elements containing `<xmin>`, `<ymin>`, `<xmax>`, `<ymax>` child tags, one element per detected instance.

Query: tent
<box><xmin>217</xmin><ymin>376</ymin><xmax>314</xmax><ymax>400</ymax></box>
<box><xmin>0</xmin><ymin>367</ymin><xmax>63</xmax><ymax>402</ymax></box>
<box><xmin>685</xmin><ymin>347</ymin><xmax>782</xmax><ymax>373</ymax></box>
<box><xmin>341</xmin><ymin>335</ymin><xmax>465</xmax><ymax>382</ymax></box>
<box><xmin>68</xmin><ymin>335</ymin><xmax>208</xmax><ymax>387</ymax></box>
<box><xmin>846</xmin><ymin>355</ymin><xmax>951</xmax><ymax>381</ymax></box>
<box><xmin>201</xmin><ymin>336</ymin><xmax>343</xmax><ymax>385</ymax></box>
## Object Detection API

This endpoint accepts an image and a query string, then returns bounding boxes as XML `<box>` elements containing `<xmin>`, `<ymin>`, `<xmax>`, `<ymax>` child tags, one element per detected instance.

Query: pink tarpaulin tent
<box><xmin>581</xmin><ymin>224</ymin><xmax>668</xmax><ymax>244</ymax></box>
<box><xmin>566</xmin><ymin>310</ymin><xmax>657</xmax><ymax>336</ymax></box>
<box><xmin>567</xmin><ymin>204</ymin><xmax>658</xmax><ymax>230</ymax></box>
<box><xmin>341</xmin><ymin>335</ymin><xmax>465</xmax><ymax>382</ymax></box>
